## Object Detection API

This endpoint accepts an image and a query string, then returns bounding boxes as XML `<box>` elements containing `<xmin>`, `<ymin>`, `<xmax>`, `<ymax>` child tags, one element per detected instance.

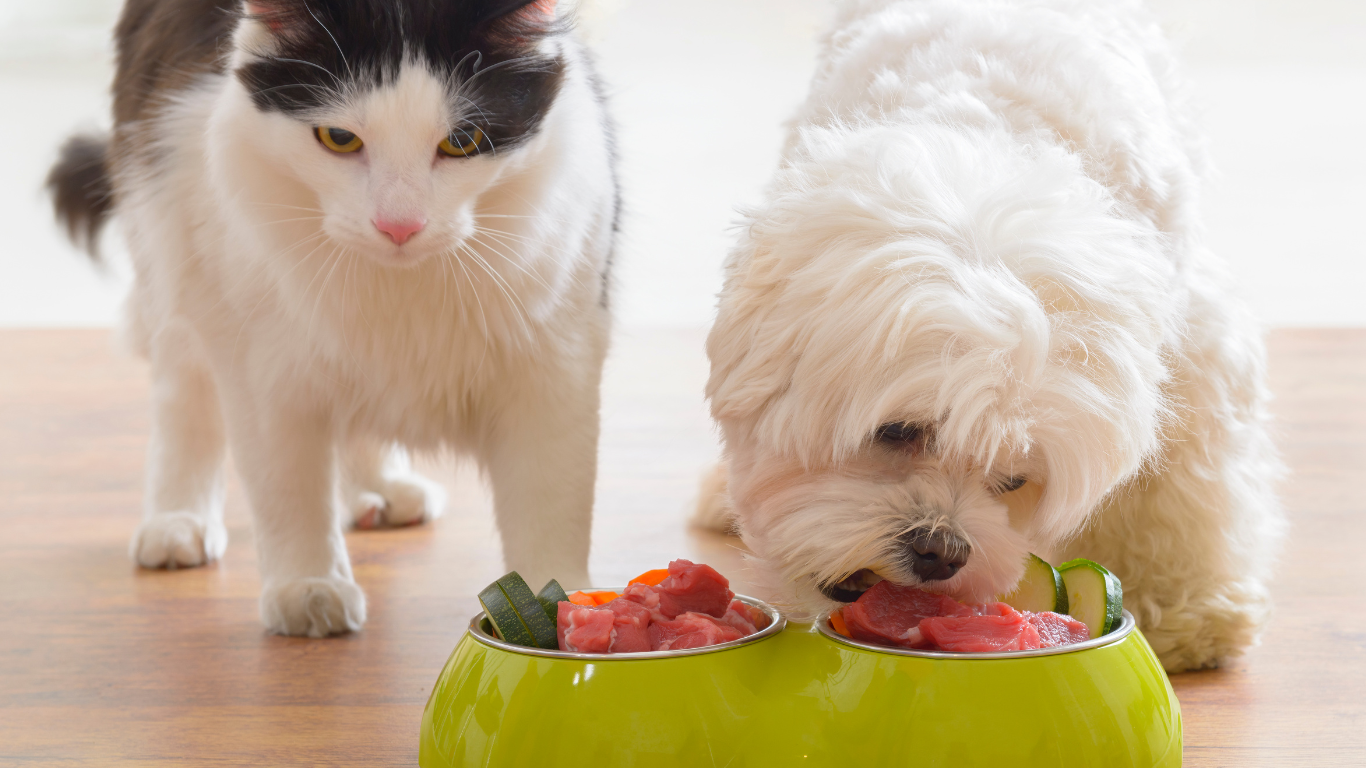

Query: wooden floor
<box><xmin>0</xmin><ymin>328</ymin><xmax>1361</xmax><ymax>766</ymax></box>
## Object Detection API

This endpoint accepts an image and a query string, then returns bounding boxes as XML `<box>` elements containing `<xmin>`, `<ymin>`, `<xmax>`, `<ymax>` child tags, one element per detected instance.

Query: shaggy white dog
<box><xmin>698</xmin><ymin>0</ymin><xmax>1283</xmax><ymax>672</ymax></box>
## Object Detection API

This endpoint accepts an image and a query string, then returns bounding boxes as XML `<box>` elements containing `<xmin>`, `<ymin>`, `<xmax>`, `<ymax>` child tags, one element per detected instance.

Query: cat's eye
<box><xmin>316</xmin><ymin>126</ymin><xmax>363</xmax><ymax>153</ymax></box>
<box><xmin>439</xmin><ymin>127</ymin><xmax>485</xmax><ymax>158</ymax></box>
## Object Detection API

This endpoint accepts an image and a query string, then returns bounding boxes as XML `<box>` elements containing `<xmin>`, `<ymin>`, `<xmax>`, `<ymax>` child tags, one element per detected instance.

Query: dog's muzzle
<box><xmin>899</xmin><ymin>528</ymin><xmax>971</xmax><ymax>582</ymax></box>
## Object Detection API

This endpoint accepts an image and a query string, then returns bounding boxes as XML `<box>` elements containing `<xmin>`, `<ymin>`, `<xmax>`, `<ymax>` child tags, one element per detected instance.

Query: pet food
<box><xmin>836</xmin><ymin>580</ymin><xmax>1091</xmax><ymax>652</ymax></box>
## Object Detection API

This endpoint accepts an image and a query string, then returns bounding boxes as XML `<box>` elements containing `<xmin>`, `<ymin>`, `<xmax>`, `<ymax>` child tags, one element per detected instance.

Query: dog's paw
<box><xmin>260</xmin><ymin>577</ymin><xmax>367</xmax><ymax>637</ymax></box>
<box><xmin>130</xmin><ymin>511</ymin><xmax>227</xmax><ymax>569</ymax></box>
<box><xmin>691</xmin><ymin>463</ymin><xmax>739</xmax><ymax>534</ymax></box>
<box><xmin>350</xmin><ymin>472</ymin><xmax>447</xmax><ymax>530</ymax></box>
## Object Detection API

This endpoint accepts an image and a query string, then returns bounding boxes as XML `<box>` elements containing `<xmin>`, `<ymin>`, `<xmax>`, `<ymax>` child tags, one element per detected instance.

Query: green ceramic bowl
<box><xmin>419</xmin><ymin>596</ymin><xmax>1180</xmax><ymax>768</ymax></box>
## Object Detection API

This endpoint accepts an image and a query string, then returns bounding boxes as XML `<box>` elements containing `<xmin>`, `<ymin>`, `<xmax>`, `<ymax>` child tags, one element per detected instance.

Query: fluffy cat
<box><xmin>47</xmin><ymin>0</ymin><xmax>619</xmax><ymax>637</ymax></box>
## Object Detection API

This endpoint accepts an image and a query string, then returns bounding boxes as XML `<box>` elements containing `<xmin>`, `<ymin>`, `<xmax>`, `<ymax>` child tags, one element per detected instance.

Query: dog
<box><xmin>697</xmin><ymin>0</ymin><xmax>1283</xmax><ymax>672</ymax></box>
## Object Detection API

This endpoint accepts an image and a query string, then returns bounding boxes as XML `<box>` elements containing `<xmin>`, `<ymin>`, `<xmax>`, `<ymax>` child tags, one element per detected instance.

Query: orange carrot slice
<box><xmin>628</xmin><ymin>568</ymin><xmax>670</xmax><ymax>587</ymax></box>
<box><xmin>567</xmin><ymin>591</ymin><xmax>596</xmax><ymax>606</ymax></box>
<box><xmin>829</xmin><ymin>609</ymin><xmax>851</xmax><ymax>638</ymax></box>
<box><xmin>586</xmin><ymin>590</ymin><xmax>620</xmax><ymax>605</ymax></box>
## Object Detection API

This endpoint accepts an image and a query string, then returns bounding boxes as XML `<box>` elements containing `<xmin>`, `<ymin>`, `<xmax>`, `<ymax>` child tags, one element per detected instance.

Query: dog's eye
<box><xmin>875</xmin><ymin>423</ymin><xmax>924</xmax><ymax>449</ymax></box>
<box><xmin>998</xmin><ymin>476</ymin><xmax>1028</xmax><ymax>493</ymax></box>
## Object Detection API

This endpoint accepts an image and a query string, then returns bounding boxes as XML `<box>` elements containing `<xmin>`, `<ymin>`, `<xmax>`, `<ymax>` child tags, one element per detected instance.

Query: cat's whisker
<box><xmin>468</xmin><ymin>227</ymin><xmax>595</xmax><ymax>294</ymax></box>
<box><xmin>231</xmin><ymin>231</ymin><xmax>331</xmax><ymax>364</ymax></box>
<box><xmin>306</xmin><ymin>244</ymin><xmax>349</xmax><ymax>345</ymax></box>
<box><xmin>449</xmin><ymin>249</ymin><xmax>491</xmax><ymax>341</ymax></box>
<box><xmin>456</xmin><ymin>243</ymin><xmax>534</xmax><ymax>343</ymax></box>
<box><xmin>267</xmin><ymin>56</ymin><xmax>345</xmax><ymax>89</ymax></box>
<box><xmin>248</xmin><ymin>202</ymin><xmax>325</xmax><ymax>213</ymax></box>
<box><xmin>304</xmin><ymin>5</ymin><xmax>354</xmax><ymax>80</ymax></box>
<box><xmin>465</xmin><ymin>231</ymin><xmax>567</xmax><ymax>295</ymax></box>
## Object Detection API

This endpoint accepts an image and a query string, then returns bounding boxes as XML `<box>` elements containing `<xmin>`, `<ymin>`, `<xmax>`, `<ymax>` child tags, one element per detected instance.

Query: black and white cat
<box><xmin>47</xmin><ymin>0</ymin><xmax>619</xmax><ymax>637</ymax></box>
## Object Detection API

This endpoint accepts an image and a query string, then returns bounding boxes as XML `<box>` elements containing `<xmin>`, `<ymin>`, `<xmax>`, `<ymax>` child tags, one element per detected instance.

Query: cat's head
<box><xmin>218</xmin><ymin>0</ymin><xmax>566</xmax><ymax>267</ymax></box>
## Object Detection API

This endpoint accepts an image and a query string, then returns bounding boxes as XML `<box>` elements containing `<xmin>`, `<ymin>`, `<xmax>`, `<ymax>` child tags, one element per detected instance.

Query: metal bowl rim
<box><xmin>814</xmin><ymin>608</ymin><xmax>1137</xmax><ymax>659</ymax></box>
<box><xmin>466</xmin><ymin>589</ymin><xmax>786</xmax><ymax>660</ymax></box>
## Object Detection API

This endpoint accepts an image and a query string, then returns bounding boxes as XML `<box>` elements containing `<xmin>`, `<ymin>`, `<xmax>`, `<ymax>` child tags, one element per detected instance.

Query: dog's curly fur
<box><xmin>698</xmin><ymin>0</ymin><xmax>1283</xmax><ymax>672</ymax></box>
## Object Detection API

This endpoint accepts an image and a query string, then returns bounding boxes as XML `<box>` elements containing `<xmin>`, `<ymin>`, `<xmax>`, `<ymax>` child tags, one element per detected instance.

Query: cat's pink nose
<box><xmin>374</xmin><ymin>217</ymin><xmax>425</xmax><ymax>245</ymax></box>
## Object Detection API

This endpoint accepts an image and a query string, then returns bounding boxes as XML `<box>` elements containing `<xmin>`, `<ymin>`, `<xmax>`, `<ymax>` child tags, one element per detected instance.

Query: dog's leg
<box><xmin>340</xmin><ymin>438</ymin><xmax>447</xmax><ymax>530</ymax></box>
<box><xmin>130</xmin><ymin>321</ymin><xmax>229</xmax><ymax>569</ymax></box>
<box><xmin>222</xmin><ymin>388</ymin><xmax>365</xmax><ymax>637</ymax></box>
<box><xmin>482</xmin><ymin>380</ymin><xmax>598</xmax><ymax>591</ymax></box>
<box><xmin>692</xmin><ymin>463</ymin><xmax>738</xmax><ymax>534</ymax></box>
<box><xmin>1062</xmin><ymin>297</ymin><xmax>1283</xmax><ymax>672</ymax></box>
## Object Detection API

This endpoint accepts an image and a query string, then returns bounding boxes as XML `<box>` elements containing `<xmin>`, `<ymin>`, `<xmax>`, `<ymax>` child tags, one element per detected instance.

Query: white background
<box><xmin>1</xmin><ymin>0</ymin><xmax>1362</xmax><ymax>329</ymax></box>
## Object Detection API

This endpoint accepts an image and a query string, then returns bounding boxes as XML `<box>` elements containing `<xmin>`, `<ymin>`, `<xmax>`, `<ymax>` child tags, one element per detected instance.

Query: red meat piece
<box><xmin>623</xmin><ymin>559</ymin><xmax>734</xmax><ymax>620</ymax></box>
<box><xmin>604</xmin><ymin>598</ymin><xmax>653</xmax><ymax>653</ymax></box>
<box><xmin>841</xmin><ymin>580</ymin><xmax>971</xmax><ymax>647</ymax></box>
<box><xmin>556</xmin><ymin>598</ymin><xmax>656</xmax><ymax>653</ymax></box>
<box><xmin>918</xmin><ymin>605</ymin><xmax>1044</xmax><ymax>652</ymax></box>
<box><xmin>1025</xmin><ymin>611</ymin><xmax>1091</xmax><ymax>647</ymax></box>
<box><xmin>720</xmin><ymin>599</ymin><xmax>770</xmax><ymax>635</ymax></box>
<box><xmin>557</xmin><ymin>601</ymin><xmax>616</xmax><ymax>653</ymax></box>
<box><xmin>621</xmin><ymin>583</ymin><xmax>666</xmax><ymax>622</ymax></box>
<box><xmin>648</xmin><ymin>611</ymin><xmax>746</xmax><ymax>651</ymax></box>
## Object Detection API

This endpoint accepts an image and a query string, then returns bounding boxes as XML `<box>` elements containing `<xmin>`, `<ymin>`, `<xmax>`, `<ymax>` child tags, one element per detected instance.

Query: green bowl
<box><xmin>419</xmin><ymin>597</ymin><xmax>1180</xmax><ymax>768</ymax></box>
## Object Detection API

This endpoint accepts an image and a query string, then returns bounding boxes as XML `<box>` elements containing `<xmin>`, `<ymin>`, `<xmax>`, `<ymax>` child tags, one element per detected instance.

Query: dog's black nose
<box><xmin>901</xmin><ymin>529</ymin><xmax>970</xmax><ymax>581</ymax></box>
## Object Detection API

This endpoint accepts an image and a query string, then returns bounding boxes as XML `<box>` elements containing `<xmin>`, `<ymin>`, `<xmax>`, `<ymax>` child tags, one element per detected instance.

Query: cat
<box><xmin>46</xmin><ymin>0</ymin><xmax>619</xmax><ymax>637</ymax></box>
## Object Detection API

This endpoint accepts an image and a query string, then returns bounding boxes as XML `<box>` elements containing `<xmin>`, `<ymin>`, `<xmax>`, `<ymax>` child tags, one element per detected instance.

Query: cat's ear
<box><xmin>240</xmin><ymin>0</ymin><xmax>307</xmax><ymax>41</ymax></box>
<box><xmin>479</xmin><ymin>0</ymin><xmax>560</xmax><ymax>45</ymax></box>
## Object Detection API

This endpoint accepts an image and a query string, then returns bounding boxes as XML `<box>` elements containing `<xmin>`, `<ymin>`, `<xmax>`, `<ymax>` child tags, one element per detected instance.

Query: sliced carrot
<box><xmin>567</xmin><ymin>591</ymin><xmax>596</xmax><ymax>606</ymax></box>
<box><xmin>828</xmin><ymin>609</ymin><xmax>851</xmax><ymax>638</ymax></box>
<box><xmin>586</xmin><ymin>590</ymin><xmax>620</xmax><ymax>605</ymax></box>
<box><xmin>628</xmin><ymin>568</ymin><xmax>670</xmax><ymax>587</ymax></box>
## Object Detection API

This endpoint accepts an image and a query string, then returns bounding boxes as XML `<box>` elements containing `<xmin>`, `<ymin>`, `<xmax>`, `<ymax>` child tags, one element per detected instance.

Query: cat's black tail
<box><xmin>47</xmin><ymin>133</ymin><xmax>114</xmax><ymax>260</ymax></box>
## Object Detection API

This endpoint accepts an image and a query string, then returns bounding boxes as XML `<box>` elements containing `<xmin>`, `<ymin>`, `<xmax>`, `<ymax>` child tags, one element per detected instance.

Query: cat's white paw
<box><xmin>130</xmin><ymin>511</ymin><xmax>227</xmax><ymax>569</ymax></box>
<box><xmin>260</xmin><ymin>577</ymin><xmax>367</xmax><ymax>637</ymax></box>
<box><xmin>350</xmin><ymin>472</ymin><xmax>447</xmax><ymax>529</ymax></box>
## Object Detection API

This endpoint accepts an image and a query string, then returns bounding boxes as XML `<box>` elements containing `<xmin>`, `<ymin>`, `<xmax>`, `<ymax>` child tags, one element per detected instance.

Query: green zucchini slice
<box><xmin>999</xmin><ymin>553</ymin><xmax>1068</xmax><ymax>614</ymax></box>
<box><xmin>1058</xmin><ymin>559</ymin><xmax>1124</xmax><ymax>638</ymax></box>
<box><xmin>477</xmin><ymin>582</ymin><xmax>535</xmax><ymax>647</ymax></box>
<box><xmin>536</xmin><ymin>579</ymin><xmax>570</xmax><ymax>621</ymax></box>
<box><xmin>496</xmin><ymin>572</ymin><xmax>560</xmax><ymax>649</ymax></box>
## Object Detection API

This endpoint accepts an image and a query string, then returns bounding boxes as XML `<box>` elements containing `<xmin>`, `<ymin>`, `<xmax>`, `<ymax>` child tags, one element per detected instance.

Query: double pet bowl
<box><xmin>419</xmin><ymin>593</ymin><xmax>1181</xmax><ymax>767</ymax></box>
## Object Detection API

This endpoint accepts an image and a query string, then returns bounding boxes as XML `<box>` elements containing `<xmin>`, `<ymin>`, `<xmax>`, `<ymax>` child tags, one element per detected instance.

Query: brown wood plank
<box><xmin>0</xmin><ymin>328</ymin><xmax>1362</xmax><ymax>765</ymax></box>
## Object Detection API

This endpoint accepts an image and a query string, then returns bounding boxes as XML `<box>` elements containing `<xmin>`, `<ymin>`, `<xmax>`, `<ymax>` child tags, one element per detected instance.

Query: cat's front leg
<box><xmin>131</xmin><ymin>321</ymin><xmax>228</xmax><ymax>569</ymax></box>
<box><xmin>222</xmin><ymin>388</ymin><xmax>365</xmax><ymax>637</ymax></box>
<box><xmin>483</xmin><ymin>377</ymin><xmax>600</xmax><ymax>590</ymax></box>
<box><xmin>340</xmin><ymin>438</ymin><xmax>447</xmax><ymax>530</ymax></box>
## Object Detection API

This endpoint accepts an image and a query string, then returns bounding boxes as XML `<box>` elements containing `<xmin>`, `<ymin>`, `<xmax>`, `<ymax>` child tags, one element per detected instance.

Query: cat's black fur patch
<box><xmin>237</xmin><ymin>0</ymin><xmax>564</xmax><ymax>152</ymax></box>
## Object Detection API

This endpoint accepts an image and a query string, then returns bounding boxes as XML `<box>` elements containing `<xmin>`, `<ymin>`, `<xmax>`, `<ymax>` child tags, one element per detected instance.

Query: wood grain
<box><xmin>0</xmin><ymin>328</ymin><xmax>1361</xmax><ymax>766</ymax></box>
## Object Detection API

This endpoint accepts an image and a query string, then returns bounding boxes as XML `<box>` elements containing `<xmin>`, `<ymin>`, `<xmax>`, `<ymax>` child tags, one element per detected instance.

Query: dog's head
<box><xmin>707</xmin><ymin>124</ymin><xmax>1178</xmax><ymax>613</ymax></box>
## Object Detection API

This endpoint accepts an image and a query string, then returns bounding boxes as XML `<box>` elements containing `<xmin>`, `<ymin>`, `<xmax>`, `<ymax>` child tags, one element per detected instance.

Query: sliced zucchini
<box><xmin>496</xmin><ymin>572</ymin><xmax>560</xmax><ymax>649</ymax></box>
<box><xmin>999</xmin><ymin>553</ymin><xmax>1068</xmax><ymax>614</ymax></box>
<box><xmin>477</xmin><ymin>582</ymin><xmax>535</xmax><ymax>647</ymax></box>
<box><xmin>1059</xmin><ymin>559</ymin><xmax>1123</xmax><ymax>638</ymax></box>
<box><xmin>536</xmin><ymin>579</ymin><xmax>570</xmax><ymax>621</ymax></box>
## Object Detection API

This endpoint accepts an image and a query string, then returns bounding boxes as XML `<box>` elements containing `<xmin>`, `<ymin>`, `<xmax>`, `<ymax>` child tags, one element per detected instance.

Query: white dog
<box><xmin>698</xmin><ymin>0</ymin><xmax>1283</xmax><ymax>671</ymax></box>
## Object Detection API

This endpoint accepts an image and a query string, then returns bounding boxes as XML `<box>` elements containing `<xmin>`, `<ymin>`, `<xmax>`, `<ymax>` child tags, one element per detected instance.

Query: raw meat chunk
<box><xmin>835</xmin><ymin>583</ymin><xmax>1093</xmax><ymax>653</ymax></box>
<box><xmin>649</xmin><ymin>611</ymin><xmax>746</xmax><ymax>651</ymax></box>
<box><xmin>841</xmin><ymin>580</ymin><xmax>969</xmax><ymax>648</ymax></box>
<box><xmin>556</xmin><ymin>598</ymin><xmax>656</xmax><ymax>653</ymax></box>
<box><xmin>720</xmin><ymin>599</ymin><xmax>770</xmax><ymax>635</ymax></box>
<box><xmin>1026</xmin><ymin>611</ymin><xmax>1091</xmax><ymax>647</ymax></box>
<box><xmin>604</xmin><ymin>598</ymin><xmax>653</xmax><ymax>653</ymax></box>
<box><xmin>622</xmin><ymin>559</ymin><xmax>734</xmax><ymax>620</ymax></box>
<box><xmin>557</xmin><ymin>601</ymin><xmax>616</xmax><ymax>653</ymax></box>
<box><xmin>918</xmin><ymin>606</ymin><xmax>1044</xmax><ymax>652</ymax></box>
